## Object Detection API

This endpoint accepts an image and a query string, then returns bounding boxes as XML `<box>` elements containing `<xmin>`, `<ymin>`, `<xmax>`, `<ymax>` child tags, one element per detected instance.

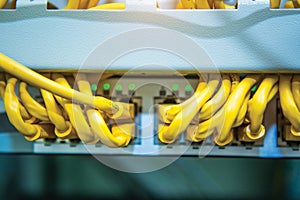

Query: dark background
<box><xmin>0</xmin><ymin>155</ymin><xmax>298</xmax><ymax>199</ymax></box>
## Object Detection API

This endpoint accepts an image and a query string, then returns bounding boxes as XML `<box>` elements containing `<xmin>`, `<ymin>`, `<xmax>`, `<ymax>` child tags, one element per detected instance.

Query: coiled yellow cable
<box><xmin>4</xmin><ymin>78</ymin><xmax>56</xmax><ymax>141</ymax></box>
<box><xmin>0</xmin><ymin>53</ymin><xmax>121</xmax><ymax>117</ymax></box>
<box><xmin>0</xmin><ymin>74</ymin><xmax>35</xmax><ymax>122</ymax></box>
<box><xmin>178</xmin><ymin>0</ymin><xmax>237</xmax><ymax>9</ymax></box>
<box><xmin>186</xmin><ymin>74</ymin><xmax>231</xmax><ymax>142</ymax></box>
<box><xmin>199</xmin><ymin>74</ymin><xmax>231</xmax><ymax>121</ymax></box>
<box><xmin>0</xmin><ymin>53</ymin><xmax>134</xmax><ymax>146</ymax></box>
<box><xmin>292</xmin><ymin>74</ymin><xmax>300</xmax><ymax>111</ymax></box>
<box><xmin>245</xmin><ymin>75</ymin><xmax>278</xmax><ymax>140</ymax></box>
<box><xmin>52</xmin><ymin>73</ymin><xmax>99</xmax><ymax>144</ymax></box>
<box><xmin>75</xmin><ymin>74</ymin><xmax>132</xmax><ymax>147</ymax></box>
<box><xmin>2</xmin><ymin>53</ymin><xmax>300</xmax><ymax>147</ymax></box>
<box><xmin>19</xmin><ymin>82</ymin><xmax>50</xmax><ymax>122</ymax></box>
<box><xmin>280</xmin><ymin>75</ymin><xmax>300</xmax><ymax>136</ymax></box>
<box><xmin>214</xmin><ymin>75</ymin><xmax>260</xmax><ymax>146</ymax></box>
<box><xmin>159</xmin><ymin>74</ymin><xmax>220</xmax><ymax>143</ymax></box>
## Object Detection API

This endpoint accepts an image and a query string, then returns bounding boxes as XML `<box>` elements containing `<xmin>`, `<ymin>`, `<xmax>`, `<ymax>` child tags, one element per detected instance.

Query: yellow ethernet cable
<box><xmin>0</xmin><ymin>53</ymin><xmax>134</xmax><ymax>146</ymax></box>
<box><xmin>19</xmin><ymin>82</ymin><xmax>50</xmax><ymax>122</ymax></box>
<box><xmin>195</xmin><ymin>0</ymin><xmax>214</xmax><ymax>9</ymax></box>
<box><xmin>38</xmin><ymin>73</ymin><xmax>77</xmax><ymax>139</ymax></box>
<box><xmin>0</xmin><ymin>0</ymin><xmax>7</xmax><ymax>8</ymax></box>
<box><xmin>180</xmin><ymin>0</ymin><xmax>196</xmax><ymax>9</ymax></box>
<box><xmin>4</xmin><ymin>78</ymin><xmax>55</xmax><ymax>141</ymax></box>
<box><xmin>199</xmin><ymin>74</ymin><xmax>231</xmax><ymax>121</ymax></box>
<box><xmin>176</xmin><ymin>1</ymin><xmax>184</xmax><ymax>8</ymax></box>
<box><xmin>64</xmin><ymin>0</ymin><xmax>80</xmax><ymax>9</ymax></box>
<box><xmin>52</xmin><ymin>73</ymin><xmax>99</xmax><ymax>144</ymax></box>
<box><xmin>87</xmin><ymin>0</ymin><xmax>100</xmax><ymax>8</ymax></box>
<box><xmin>76</xmin><ymin>73</ymin><xmax>131</xmax><ymax>146</ymax></box>
<box><xmin>0</xmin><ymin>75</ymin><xmax>37</xmax><ymax>123</ymax></box>
<box><xmin>280</xmin><ymin>75</ymin><xmax>300</xmax><ymax>136</ymax></box>
<box><xmin>158</xmin><ymin>75</ymin><xmax>220</xmax><ymax>143</ymax></box>
<box><xmin>245</xmin><ymin>75</ymin><xmax>278</xmax><ymax>140</ymax></box>
<box><xmin>187</xmin><ymin>74</ymin><xmax>236</xmax><ymax>142</ymax></box>
<box><xmin>9</xmin><ymin>0</ymin><xmax>16</xmax><ymax>9</ymax></box>
<box><xmin>88</xmin><ymin>2</ymin><xmax>126</xmax><ymax>10</ymax></box>
<box><xmin>78</xmin><ymin>0</ymin><xmax>88</xmax><ymax>9</ymax></box>
<box><xmin>0</xmin><ymin>53</ymin><xmax>121</xmax><ymax>117</ymax></box>
<box><xmin>292</xmin><ymin>74</ymin><xmax>300</xmax><ymax>110</ymax></box>
<box><xmin>270</xmin><ymin>0</ymin><xmax>281</xmax><ymax>8</ymax></box>
<box><xmin>41</xmin><ymin>89</ymin><xmax>77</xmax><ymax>139</ymax></box>
<box><xmin>179</xmin><ymin>0</ymin><xmax>237</xmax><ymax>9</ymax></box>
<box><xmin>161</xmin><ymin>76</ymin><xmax>207</xmax><ymax>123</ymax></box>
<box><xmin>186</xmin><ymin>74</ymin><xmax>231</xmax><ymax>141</ymax></box>
<box><xmin>87</xmin><ymin>109</ymin><xmax>132</xmax><ymax>147</ymax></box>
<box><xmin>233</xmin><ymin>92</ymin><xmax>250</xmax><ymax>127</ymax></box>
<box><xmin>284</xmin><ymin>1</ymin><xmax>295</xmax><ymax>8</ymax></box>
<box><xmin>214</xmin><ymin>75</ymin><xmax>260</xmax><ymax>146</ymax></box>
<box><xmin>293</xmin><ymin>0</ymin><xmax>300</xmax><ymax>7</ymax></box>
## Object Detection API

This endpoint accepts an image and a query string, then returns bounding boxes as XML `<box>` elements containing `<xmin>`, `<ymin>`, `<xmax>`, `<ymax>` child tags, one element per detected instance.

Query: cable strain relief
<box><xmin>214</xmin><ymin>129</ymin><xmax>234</xmax><ymax>146</ymax></box>
<box><xmin>244</xmin><ymin>124</ymin><xmax>265</xmax><ymax>140</ymax></box>
<box><xmin>54</xmin><ymin>121</ymin><xmax>77</xmax><ymax>139</ymax></box>
<box><xmin>291</xmin><ymin>126</ymin><xmax>300</xmax><ymax>137</ymax></box>
<box><xmin>24</xmin><ymin>124</ymin><xmax>56</xmax><ymax>141</ymax></box>
<box><xmin>24</xmin><ymin>125</ymin><xmax>41</xmax><ymax>141</ymax></box>
<box><xmin>158</xmin><ymin>125</ymin><xmax>176</xmax><ymax>144</ymax></box>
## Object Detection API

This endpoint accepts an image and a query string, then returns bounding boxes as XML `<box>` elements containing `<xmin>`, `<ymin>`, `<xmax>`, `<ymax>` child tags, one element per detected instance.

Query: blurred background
<box><xmin>0</xmin><ymin>155</ymin><xmax>299</xmax><ymax>199</ymax></box>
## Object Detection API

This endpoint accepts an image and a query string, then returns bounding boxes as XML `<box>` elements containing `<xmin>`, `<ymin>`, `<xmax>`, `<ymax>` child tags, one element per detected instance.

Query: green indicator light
<box><xmin>172</xmin><ymin>84</ymin><xmax>179</xmax><ymax>91</ymax></box>
<box><xmin>103</xmin><ymin>83</ymin><xmax>110</xmax><ymax>90</ymax></box>
<box><xmin>185</xmin><ymin>85</ymin><xmax>192</xmax><ymax>92</ymax></box>
<box><xmin>116</xmin><ymin>84</ymin><xmax>123</xmax><ymax>91</ymax></box>
<box><xmin>128</xmin><ymin>83</ymin><xmax>136</xmax><ymax>91</ymax></box>
<box><xmin>91</xmin><ymin>84</ymin><xmax>97</xmax><ymax>91</ymax></box>
<box><xmin>251</xmin><ymin>85</ymin><xmax>257</xmax><ymax>92</ymax></box>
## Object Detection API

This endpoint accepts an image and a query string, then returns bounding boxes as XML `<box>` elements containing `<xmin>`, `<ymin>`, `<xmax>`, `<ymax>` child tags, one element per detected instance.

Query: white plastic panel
<box><xmin>0</xmin><ymin>0</ymin><xmax>300</xmax><ymax>71</ymax></box>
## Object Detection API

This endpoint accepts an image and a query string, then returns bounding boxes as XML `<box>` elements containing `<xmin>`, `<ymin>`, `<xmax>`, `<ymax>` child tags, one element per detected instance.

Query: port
<box><xmin>277</xmin><ymin>98</ymin><xmax>300</xmax><ymax>148</ymax></box>
<box><xmin>154</xmin><ymin>87</ymin><xmax>190</xmax><ymax>145</ymax></box>
<box><xmin>98</xmin><ymin>77</ymin><xmax>142</xmax><ymax>145</ymax></box>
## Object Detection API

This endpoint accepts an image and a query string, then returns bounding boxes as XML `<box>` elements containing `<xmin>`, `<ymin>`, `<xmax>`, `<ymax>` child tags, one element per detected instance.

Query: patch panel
<box><xmin>0</xmin><ymin>70</ymin><xmax>297</xmax><ymax>158</ymax></box>
<box><xmin>1</xmin><ymin>0</ymin><xmax>300</xmax><ymax>158</ymax></box>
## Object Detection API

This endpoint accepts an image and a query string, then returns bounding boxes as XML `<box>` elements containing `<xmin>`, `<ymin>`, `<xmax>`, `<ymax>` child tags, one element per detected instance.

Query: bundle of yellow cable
<box><xmin>62</xmin><ymin>0</ymin><xmax>125</xmax><ymax>10</ymax></box>
<box><xmin>185</xmin><ymin>74</ymin><xmax>231</xmax><ymax>142</ymax></box>
<box><xmin>158</xmin><ymin>73</ymin><xmax>279</xmax><ymax>146</ymax></box>
<box><xmin>64</xmin><ymin>0</ymin><xmax>100</xmax><ymax>9</ymax></box>
<box><xmin>158</xmin><ymin>74</ymin><xmax>222</xmax><ymax>143</ymax></box>
<box><xmin>245</xmin><ymin>75</ymin><xmax>278</xmax><ymax>140</ymax></box>
<box><xmin>0</xmin><ymin>53</ymin><xmax>134</xmax><ymax>147</ymax></box>
<box><xmin>214</xmin><ymin>74</ymin><xmax>260</xmax><ymax>145</ymax></box>
<box><xmin>284</xmin><ymin>0</ymin><xmax>300</xmax><ymax>8</ymax></box>
<box><xmin>176</xmin><ymin>0</ymin><xmax>237</xmax><ymax>9</ymax></box>
<box><xmin>280</xmin><ymin>75</ymin><xmax>300</xmax><ymax>137</ymax></box>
